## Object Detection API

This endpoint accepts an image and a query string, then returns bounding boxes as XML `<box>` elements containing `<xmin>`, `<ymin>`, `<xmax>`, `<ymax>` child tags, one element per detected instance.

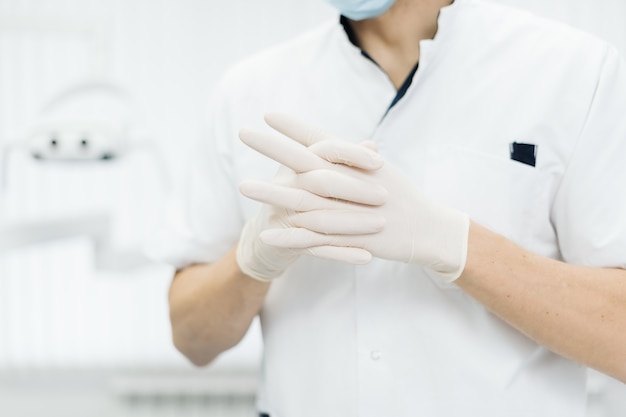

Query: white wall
<box><xmin>0</xmin><ymin>0</ymin><xmax>336</xmax><ymax>187</ymax></box>
<box><xmin>500</xmin><ymin>0</ymin><xmax>626</xmax><ymax>54</ymax></box>
<box><xmin>0</xmin><ymin>0</ymin><xmax>334</xmax><ymax>371</ymax></box>
<box><xmin>0</xmin><ymin>2</ymin><xmax>334</xmax><ymax>415</ymax></box>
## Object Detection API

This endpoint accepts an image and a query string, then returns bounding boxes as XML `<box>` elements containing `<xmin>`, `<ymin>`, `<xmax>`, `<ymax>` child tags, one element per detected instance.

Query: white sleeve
<box><xmin>146</xmin><ymin>84</ymin><xmax>244</xmax><ymax>269</ymax></box>
<box><xmin>551</xmin><ymin>46</ymin><xmax>626</xmax><ymax>268</ymax></box>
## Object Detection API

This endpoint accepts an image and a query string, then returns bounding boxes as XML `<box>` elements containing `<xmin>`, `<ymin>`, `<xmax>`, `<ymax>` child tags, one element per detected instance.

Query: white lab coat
<box><xmin>149</xmin><ymin>0</ymin><xmax>626</xmax><ymax>415</ymax></box>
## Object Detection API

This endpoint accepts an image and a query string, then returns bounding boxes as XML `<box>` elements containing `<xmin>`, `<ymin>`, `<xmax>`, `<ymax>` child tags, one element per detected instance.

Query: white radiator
<box><xmin>0</xmin><ymin>369</ymin><xmax>258</xmax><ymax>417</ymax></box>
<box><xmin>112</xmin><ymin>371</ymin><xmax>258</xmax><ymax>417</ymax></box>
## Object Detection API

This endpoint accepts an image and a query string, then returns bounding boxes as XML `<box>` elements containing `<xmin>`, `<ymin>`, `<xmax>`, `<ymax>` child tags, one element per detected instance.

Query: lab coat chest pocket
<box><xmin>423</xmin><ymin>146</ymin><xmax>549</xmax><ymax>288</ymax></box>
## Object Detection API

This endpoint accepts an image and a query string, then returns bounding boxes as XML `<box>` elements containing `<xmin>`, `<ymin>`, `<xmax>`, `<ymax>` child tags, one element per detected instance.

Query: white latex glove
<box><xmin>240</xmin><ymin>113</ymin><xmax>470</xmax><ymax>282</ymax></box>
<box><xmin>236</xmin><ymin>121</ymin><xmax>387</xmax><ymax>282</ymax></box>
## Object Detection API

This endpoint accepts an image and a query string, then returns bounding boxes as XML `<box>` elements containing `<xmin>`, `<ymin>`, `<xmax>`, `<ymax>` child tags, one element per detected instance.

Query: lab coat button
<box><xmin>370</xmin><ymin>350</ymin><xmax>382</xmax><ymax>361</ymax></box>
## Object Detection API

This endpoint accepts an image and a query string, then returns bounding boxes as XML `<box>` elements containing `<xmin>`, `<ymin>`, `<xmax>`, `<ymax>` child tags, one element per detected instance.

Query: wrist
<box><xmin>456</xmin><ymin>221</ymin><xmax>511</xmax><ymax>285</ymax></box>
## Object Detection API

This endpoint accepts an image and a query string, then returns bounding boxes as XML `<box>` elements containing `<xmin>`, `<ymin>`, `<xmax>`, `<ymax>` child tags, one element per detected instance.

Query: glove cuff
<box><xmin>236</xmin><ymin>217</ymin><xmax>292</xmax><ymax>282</ymax></box>
<box><xmin>430</xmin><ymin>211</ymin><xmax>470</xmax><ymax>284</ymax></box>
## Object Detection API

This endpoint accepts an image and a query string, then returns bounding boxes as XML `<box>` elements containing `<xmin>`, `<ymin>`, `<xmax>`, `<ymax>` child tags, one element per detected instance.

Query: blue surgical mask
<box><xmin>325</xmin><ymin>0</ymin><xmax>396</xmax><ymax>21</ymax></box>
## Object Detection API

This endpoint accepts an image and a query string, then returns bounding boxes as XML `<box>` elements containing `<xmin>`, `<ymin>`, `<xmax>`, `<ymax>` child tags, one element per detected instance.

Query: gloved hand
<box><xmin>236</xmin><ymin>121</ymin><xmax>388</xmax><ymax>282</ymax></box>
<box><xmin>239</xmin><ymin>113</ymin><xmax>470</xmax><ymax>282</ymax></box>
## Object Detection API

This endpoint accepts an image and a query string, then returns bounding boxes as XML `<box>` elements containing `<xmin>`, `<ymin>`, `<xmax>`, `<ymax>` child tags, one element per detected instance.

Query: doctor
<box><xmin>158</xmin><ymin>0</ymin><xmax>626</xmax><ymax>415</ymax></box>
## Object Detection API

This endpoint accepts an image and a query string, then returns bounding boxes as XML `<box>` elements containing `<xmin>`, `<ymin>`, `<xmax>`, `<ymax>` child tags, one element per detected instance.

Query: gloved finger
<box><xmin>241</xmin><ymin>177</ymin><xmax>386</xmax><ymax>210</ymax></box>
<box><xmin>264</xmin><ymin>112</ymin><xmax>331</xmax><ymax>147</ymax></box>
<box><xmin>260</xmin><ymin>228</ymin><xmax>358</xmax><ymax>249</ymax></box>
<box><xmin>308</xmin><ymin>139</ymin><xmax>383</xmax><ymax>170</ymax></box>
<box><xmin>239</xmin><ymin>128</ymin><xmax>325</xmax><ymax>173</ymax></box>
<box><xmin>300</xmin><ymin>246</ymin><xmax>372</xmax><ymax>264</ymax></box>
<box><xmin>265</xmin><ymin>113</ymin><xmax>383</xmax><ymax>170</ymax></box>
<box><xmin>294</xmin><ymin>170</ymin><xmax>387</xmax><ymax>205</ymax></box>
<box><xmin>289</xmin><ymin>210</ymin><xmax>385</xmax><ymax>235</ymax></box>
<box><xmin>240</xmin><ymin>180</ymin><xmax>341</xmax><ymax>212</ymax></box>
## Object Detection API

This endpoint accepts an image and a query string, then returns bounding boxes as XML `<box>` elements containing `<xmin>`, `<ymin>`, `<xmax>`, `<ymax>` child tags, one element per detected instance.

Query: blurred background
<box><xmin>0</xmin><ymin>0</ymin><xmax>624</xmax><ymax>416</ymax></box>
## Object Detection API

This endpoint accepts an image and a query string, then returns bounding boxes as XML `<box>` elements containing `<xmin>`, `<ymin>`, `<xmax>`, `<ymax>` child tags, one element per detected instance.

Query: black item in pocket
<box><xmin>510</xmin><ymin>142</ymin><xmax>537</xmax><ymax>167</ymax></box>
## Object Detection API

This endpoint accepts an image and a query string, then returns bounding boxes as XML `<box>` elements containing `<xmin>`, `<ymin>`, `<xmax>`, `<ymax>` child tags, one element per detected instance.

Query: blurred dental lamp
<box><xmin>26</xmin><ymin>81</ymin><xmax>143</xmax><ymax>161</ymax></box>
<box><xmin>2</xmin><ymin>80</ymin><xmax>168</xmax><ymax>188</ymax></box>
<box><xmin>0</xmin><ymin>80</ymin><xmax>165</xmax><ymax>271</ymax></box>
